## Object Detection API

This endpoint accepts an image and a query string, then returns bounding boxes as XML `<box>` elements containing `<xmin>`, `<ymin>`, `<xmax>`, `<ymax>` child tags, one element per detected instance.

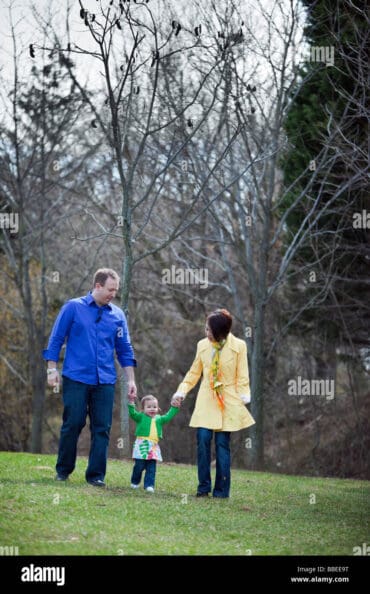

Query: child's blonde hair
<box><xmin>140</xmin><ymin>395</ymin><xmax>158</xmax><ymax>410</ymax></box>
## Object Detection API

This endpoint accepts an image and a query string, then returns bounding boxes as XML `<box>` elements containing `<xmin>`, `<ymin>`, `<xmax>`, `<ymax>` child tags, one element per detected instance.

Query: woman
<box><xmin>172</xmin><ymin>309</ymin><xmax>255</xmax><ymax>498</ymax></box>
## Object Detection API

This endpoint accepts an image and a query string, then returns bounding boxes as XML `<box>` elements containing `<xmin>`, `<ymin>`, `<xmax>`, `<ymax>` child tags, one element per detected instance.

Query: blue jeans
<box><xmin>131</xmin><ymin>459</ymin><xmax>157</xmax><ymax>489</ymax></box>
<box><xmin>197</xmin><ymin>428</ymin><xmax>231</xmax><ymax>498</ymax></box>
<box><xmin>56</xmin><ymin>376</ymin><xmax>115</xmax><ymax>482</ymax></box>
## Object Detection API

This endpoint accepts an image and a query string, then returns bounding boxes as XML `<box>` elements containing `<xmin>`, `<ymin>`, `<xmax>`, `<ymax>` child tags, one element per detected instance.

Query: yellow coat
<box><xmin>177</xmin><ymin>333</ymin><xmax>255</xmax><ymax>431</ymax></box>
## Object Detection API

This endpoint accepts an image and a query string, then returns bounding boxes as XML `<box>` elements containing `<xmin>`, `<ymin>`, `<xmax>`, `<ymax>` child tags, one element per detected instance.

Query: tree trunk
<box><xmin>24</xmin><ymin>291</ymin><xmax>46</xmax><ymax>452</ymax></box>
<box><xmin>30</xmin><ymin>84</ymin><xmax>48</xmax><ymax>453</ymax></box>
<box><xmin>119</xmin><ymin>193</ymin><xmax>133</xmax><ymax>458</ymax></box>
<box><xmin>30</xmin><ymin>350</ymin><xmax>46</xmax><ymax>452</ymax></box>
<box><xmin>249</xmin><ymin>302</ymin><xmax>266</xmax><ymax>469</ymax></box>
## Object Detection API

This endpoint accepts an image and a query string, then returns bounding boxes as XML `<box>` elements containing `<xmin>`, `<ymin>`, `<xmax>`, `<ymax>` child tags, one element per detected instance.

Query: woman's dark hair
<box><xmin>207</xmin><ymin>308</ymin><xmax>233</xmax><ymax>342</ymax></box>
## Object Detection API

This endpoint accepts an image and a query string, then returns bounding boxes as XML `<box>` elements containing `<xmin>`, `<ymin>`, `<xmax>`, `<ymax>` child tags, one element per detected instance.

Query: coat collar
<box><xmin>198</xmin><ymin>332</ymin><xmax>239</xmax><ymax>353</ymax></box>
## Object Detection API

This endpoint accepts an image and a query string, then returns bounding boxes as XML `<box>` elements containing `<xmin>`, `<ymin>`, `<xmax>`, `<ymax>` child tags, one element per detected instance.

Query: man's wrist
<box><xmin>47</xmin><ymin>368</ymin><xmax>58</xmax><ymax>374</ymax></box>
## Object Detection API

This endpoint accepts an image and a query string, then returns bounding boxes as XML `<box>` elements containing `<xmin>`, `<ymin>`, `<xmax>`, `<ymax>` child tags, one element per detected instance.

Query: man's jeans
<box><xmin>197</xmin><ymin>428</ymin><xmax>231</xmax><ymax>498</ymax></box>
<box><xmin>56</xmin><ymin>376</ymin><xmax>115</xmax><ymax>482</ymax></box>
<box><xmin>131</xmin><ymin>459</ymin><xmax>157</xmax><ymax>489</ymax></box>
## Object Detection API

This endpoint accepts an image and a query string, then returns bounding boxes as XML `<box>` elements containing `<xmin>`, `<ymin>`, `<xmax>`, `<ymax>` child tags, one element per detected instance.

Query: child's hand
<box><xmin>128</xmin><ymin>395</ymin><xmax>136</xmax><ymax>404</ymax></box>
<box><xmin>172</xmin><ymin>400</ymin><xmax>181</xmax><ymax>408</ymax></box>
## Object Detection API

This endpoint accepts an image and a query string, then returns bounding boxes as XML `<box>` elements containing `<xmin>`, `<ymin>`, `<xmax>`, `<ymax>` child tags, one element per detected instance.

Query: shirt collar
<box><xmin>86</xmin><ymin>291</ymin><xmax>113</xmax><ymax>310</ymax></box>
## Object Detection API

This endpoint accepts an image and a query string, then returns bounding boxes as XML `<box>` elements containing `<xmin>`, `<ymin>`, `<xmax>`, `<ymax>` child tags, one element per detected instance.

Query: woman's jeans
<box><xmin>197</xmin><ymin>428</ymin><xmax>231</xmax><ymax>498</ymax></box>
<box><xmin>56</xmin><ymin>376</ymin><xmax>115</xmax><ymax>482</ymax></box>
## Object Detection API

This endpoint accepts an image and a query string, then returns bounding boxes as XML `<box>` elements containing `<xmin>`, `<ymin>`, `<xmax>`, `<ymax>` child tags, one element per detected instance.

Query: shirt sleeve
<box><xmin>115</xmin><ymin>313</ymin><xmax>137</xmax><ymax>368</ymax></box>
<box><xmin>42</xmin><ymin>301</ymin><xmax>75</xmax><ymax>362</ymax></box>
<box><xmin>236</xmin><ymin>340</ymin><xmax>251</xmax><ymax>401</ymax></box>
<box><xmin>176</xmin><ymin>343</ymin><xmax>203</xmax><ymax>397</ymax></box>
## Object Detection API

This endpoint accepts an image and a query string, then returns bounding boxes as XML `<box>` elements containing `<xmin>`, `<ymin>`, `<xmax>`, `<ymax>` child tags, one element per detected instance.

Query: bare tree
<box><xmin>32</xmin><ymin>0</ymin><xmax>259</xmax><ymax>454</ymax></box>
<box><xmin>192</xmin><ymin>0</ymin><xmax>369</xmax><ymax>469</ymax></box>
<box><xmin>0</xmin><ymin>3</ymin><xmax>93</xmax><ymax>451</ymax></box>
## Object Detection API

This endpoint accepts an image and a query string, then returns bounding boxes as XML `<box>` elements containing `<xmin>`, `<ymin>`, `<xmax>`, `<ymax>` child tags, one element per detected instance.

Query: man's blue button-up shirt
<box><xmin>43</xmin><ymin>292</ymin><xmax>136</xmax><ymax>385</ymax></box>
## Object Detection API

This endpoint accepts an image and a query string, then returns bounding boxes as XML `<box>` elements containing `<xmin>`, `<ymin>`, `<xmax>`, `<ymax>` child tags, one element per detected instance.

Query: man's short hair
<box><xmin>93</xmin><ymin>268</ymin><xmax>120</xmax><ymax>287</ymax></box>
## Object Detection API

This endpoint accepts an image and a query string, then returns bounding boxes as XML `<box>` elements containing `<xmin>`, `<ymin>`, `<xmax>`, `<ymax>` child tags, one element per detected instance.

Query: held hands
<box><xmin>171</xmin><ymin>392</ymin><xmax>185</xmax><ymax>408</ymax></box>
<box><xmin>127</xmin><ymin>381</ymin><xmax>137</xmax><ymax>401</ymax></box>
<box><xmin>128</xmin><ymin>393</ymin><xmax>136</xmax><ymax>404</ymax></box>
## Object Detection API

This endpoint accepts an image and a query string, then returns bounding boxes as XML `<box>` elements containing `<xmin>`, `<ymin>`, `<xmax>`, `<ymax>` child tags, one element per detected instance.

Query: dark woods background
<box><xmin>0</xmin><ymin>0</ymin><xmax>368</xmax><ymax>479</ymax></box>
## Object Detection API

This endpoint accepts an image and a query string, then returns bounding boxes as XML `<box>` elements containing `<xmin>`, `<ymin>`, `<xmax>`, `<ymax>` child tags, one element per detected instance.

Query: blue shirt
<box><xmin>43</xmin><ymin>292</ymin><xmax>136</xmax><ymax>385</ymax></box>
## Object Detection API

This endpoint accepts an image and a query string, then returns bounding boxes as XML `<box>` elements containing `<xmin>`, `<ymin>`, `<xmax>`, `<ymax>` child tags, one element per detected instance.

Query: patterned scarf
<box><xmin>210</xmin><ymin>339</ymin><xmax>226</xmax><ymax>411</ymax></box>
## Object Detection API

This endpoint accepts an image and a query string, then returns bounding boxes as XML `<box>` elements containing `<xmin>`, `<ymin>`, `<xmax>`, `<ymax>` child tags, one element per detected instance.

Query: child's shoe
<box><xmin>145</xmin><ymin>486</ymin><xmax>154</xmax><ymax>493</ymax></box>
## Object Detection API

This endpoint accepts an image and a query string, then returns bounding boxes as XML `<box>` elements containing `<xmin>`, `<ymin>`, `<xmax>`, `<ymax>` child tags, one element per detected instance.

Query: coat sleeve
<box><xmin>236</xmin><ymin>341</ymin><xmax>251</xmax><ymax>402</ymax></box>
<box><xmin>176</xmin><ymin>343</ymin><xmax>203</xmax><ymax>396</ymax></box>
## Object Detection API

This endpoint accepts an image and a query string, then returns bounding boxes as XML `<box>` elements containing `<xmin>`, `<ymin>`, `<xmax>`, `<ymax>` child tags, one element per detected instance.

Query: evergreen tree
<box><xmin>281</xmin><ymin>0</ymin><xmax>369</xmax><ymax>354</ymax></box>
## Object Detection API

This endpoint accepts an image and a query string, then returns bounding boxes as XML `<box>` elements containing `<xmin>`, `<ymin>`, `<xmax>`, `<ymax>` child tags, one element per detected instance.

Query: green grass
<box><xmin>0</xmin><ymin>452</ymin><xmax>369</xmax><ymax>555</ymax></box>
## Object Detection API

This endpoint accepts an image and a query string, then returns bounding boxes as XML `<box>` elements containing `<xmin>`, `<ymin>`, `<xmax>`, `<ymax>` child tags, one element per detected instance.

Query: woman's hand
<box><xmin>171</xmin><ymin>392</ymin><xmax>185</xmax><ymax>407</ymax></box>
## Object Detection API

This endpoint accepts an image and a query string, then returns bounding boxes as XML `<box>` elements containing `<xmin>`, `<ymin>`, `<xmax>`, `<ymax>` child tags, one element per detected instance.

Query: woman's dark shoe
<box><xmin>196</xmin><ymin>492</ymin><xmax>209</xmax><ymax>497</ymax></box>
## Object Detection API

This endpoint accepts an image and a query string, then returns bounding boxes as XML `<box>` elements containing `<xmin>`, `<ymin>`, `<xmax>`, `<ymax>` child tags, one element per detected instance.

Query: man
<box><xmin>43</xmin><ymin>268</ymin><xmax>137</xmax><ymax>487</ymax></box>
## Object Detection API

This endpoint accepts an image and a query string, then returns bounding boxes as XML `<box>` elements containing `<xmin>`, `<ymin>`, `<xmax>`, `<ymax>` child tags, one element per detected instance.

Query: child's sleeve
<box><xmin>159</xmin><ymin>406</ymin><xmax>179</xmax><ymax>425</ymax></box>
<box><xmin>128</xmin><ymin>403</ymin><xmax>141</xmax><ymax>422</ymax></box>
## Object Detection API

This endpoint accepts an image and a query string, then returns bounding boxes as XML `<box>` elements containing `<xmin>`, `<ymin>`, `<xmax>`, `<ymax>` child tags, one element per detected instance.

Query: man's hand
<box><xmin>127</xmin><ymin>381</ymin><xmax>137</xmax><ymax>400</ymax></box>
<box><xmin>128</xmin><ymin>393</ymin><xmax>136</xmax><ymax>404</ymax></box>
<box><xmin>47</xmin><ymin>368</ymin><xmax>59</xmax><ymax>388</ymax></box>
<box><xmin>122</xmin><ymin>367</ymin><xmax>137</xmax><ymax>401</ymax></box>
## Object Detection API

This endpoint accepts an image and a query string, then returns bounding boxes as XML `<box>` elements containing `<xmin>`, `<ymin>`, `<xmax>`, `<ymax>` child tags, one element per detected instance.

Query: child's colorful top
<box><xmin>128</xmin><ymin>404</ymin><xmax>179</xmax><ymax>461</ymax></box>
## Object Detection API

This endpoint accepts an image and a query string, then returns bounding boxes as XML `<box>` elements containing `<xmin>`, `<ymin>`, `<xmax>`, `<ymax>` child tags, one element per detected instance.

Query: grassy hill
<box><xmin>0</xmin><ymin>451</ymin><xmax>369</xmax><ymax>556</ymax></box>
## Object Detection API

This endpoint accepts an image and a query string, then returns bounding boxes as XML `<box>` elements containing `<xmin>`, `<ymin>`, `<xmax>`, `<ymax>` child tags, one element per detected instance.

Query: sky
<box><xmin>0</xmin><ymin>0</ymin><xmax>307</xmax><ymax>133</ymax></box>
<box><xmin>0</xmin><ymin>0</ymin><xmax>307</xmax><ymax>81</ymax></box>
